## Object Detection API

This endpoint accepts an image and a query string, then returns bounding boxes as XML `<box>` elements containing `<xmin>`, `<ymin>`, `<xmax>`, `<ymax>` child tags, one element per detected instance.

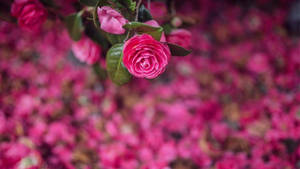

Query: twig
<box><xmin>124</xmin><ymin>30</ymin><xmax>131</xmax><ymax>42</ymax></box>
<box><xmin>135</xmin><ymin>0</ymin><xmax>143</xmax><ymax>21</ymax></box>
<box><xmin>171</xmin><ymin>0</ymin><xmax>176</xmax><ymax>16</ymax></box>
<box><xmin>166</xmin><ymin>0</ymin><xmax>176</xmax><ymax>16</ymax></box>
<box><xmin>147</xmin><ymin>0</ymin><xmax>151</xmax><ymax>11</ymax></box>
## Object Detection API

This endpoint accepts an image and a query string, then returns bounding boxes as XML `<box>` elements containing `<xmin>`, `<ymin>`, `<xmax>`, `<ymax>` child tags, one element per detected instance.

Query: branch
<box><xmin>135</xmin><ymin>0</ymin><xmax>143</xmax><ymax>21</ymax></box>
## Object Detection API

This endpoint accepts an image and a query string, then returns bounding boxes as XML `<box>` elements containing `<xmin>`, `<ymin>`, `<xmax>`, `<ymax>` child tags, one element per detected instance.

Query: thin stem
<box><xmin>135</xmin><ymin>0</ymin><xmax>143</xmax><ymax>21</ymax></box>
<box><xmin>147</xmin><ymin>0</ymin><xmax>151</xmax><ymax>11</ymax></box>
<box><xmin>124</xmin><ymin>30</ymin><xmax>131</xmax><ymax>42</ymax></box>
<box><xmin>171</xmin><ymin>0</ymin><xmax>176</xmax><ymax>16</ymax></box>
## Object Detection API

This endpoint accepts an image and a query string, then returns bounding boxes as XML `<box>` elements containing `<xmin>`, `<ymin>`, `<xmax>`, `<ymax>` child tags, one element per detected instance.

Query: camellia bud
<box><xmin>97</xmin><ymin>6</ymin><xmax>128</xmax><ymax>34</ymax></box>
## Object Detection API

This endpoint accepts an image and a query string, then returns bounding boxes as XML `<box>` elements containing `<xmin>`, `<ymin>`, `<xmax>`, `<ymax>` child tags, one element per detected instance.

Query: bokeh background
<box><xmin>1</xmin><ymin>0</ymin><xmax>300</xmax><ymax>169</ymax></box>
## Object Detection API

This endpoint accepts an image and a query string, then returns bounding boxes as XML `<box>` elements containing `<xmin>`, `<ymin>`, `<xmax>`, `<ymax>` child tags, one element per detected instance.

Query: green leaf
<box><xmin>123</xmin><ymin>22</ymin><xmax>160</xmax><ymax>32</ymax></box>
<box><xmin>79</xmin><ymin>0</ymin><xmax>99</xmax><ymax>6</ymax></box>
<box><xmin>105</xmin><ymin>33</ymin><xmax>126</xmax><ymax>45</ymax></box>
<box><xmin>138</xmin><ymin>5</ymin><xmax>152</xmax><ymax>22</ymax></box>
<box><xmin>117</xmin><ymin>0</ymin><xmax>136</xmax><ymax>12</ymax></box>
<box><xmin>65</xmin><ymin>13</ymin><xmax>84</xmax><ymax>41</ymax></box>
<box><xmin>85</xmin><ymin>21</ymin><xmax>110</xmax><ymax>50</ymax></box>
<box><xmin>166</xmin><ymin>43</ymin><xmax>192</xmax><ymax>56</ymax></box>
<box><xmin>106</xmin><ymin>43</ymin><xmax>131</xmax><ymax>85</ymax></box>
<box><xmin>123</xmin><ymin>22</ymin><xmax>163</xmax><ymax>41</ymax></box>
<box><xmin>162</xmin><ymin>23</ymin><xmax>173</xmax><ymax>34</ymax></box>
<box><xmin>148</xmin><ymin>27</ymin><xmax>163</xmax><ymax>41</ymax></box>
<box><xmin>125</xmin><ymin>0</ymin><xmax>136</xmax><ymax>12</ymax></box>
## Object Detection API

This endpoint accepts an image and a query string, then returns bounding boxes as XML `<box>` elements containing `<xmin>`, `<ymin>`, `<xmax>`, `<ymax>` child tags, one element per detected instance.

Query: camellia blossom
<box><xmin>167</xmin><ymin>29</ymin><xmax>192</xmax><ymax>49</ymax></box>
<box><xmin>11</xmin><ymin>0</ymin><xmax>48</xmax><ymax>31</ymax></box>
<box><xmin>72</xmin><ymin>37</ymin><xmax>101</xmax><ymax>65</ymax></box>
<box><xmin>97</xmin><ymin>6</ymin><xmax>128</xmax><ymax>34</ymax></box>
<box><xmin>123</xmin><ymin>34</ymin><xmax>171</xmax><ymax>79</ymax></box>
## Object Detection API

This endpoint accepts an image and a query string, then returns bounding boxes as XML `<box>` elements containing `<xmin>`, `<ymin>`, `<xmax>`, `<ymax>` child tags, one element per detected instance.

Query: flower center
<box><xmin>140</xmin><ymin>59</ymin><xmax>150</xmax><ymax>69</ymax></box>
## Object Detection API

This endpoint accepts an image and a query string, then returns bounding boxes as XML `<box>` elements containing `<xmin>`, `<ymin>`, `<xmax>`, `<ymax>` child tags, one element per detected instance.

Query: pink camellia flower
<box><xmin>149</xmin><ymin>2</ymin><xmax>167</xmax><ymax>21</ymax></box>
<box><xmin>123</xmin><ymin>34</ymin><xmax>171</xmax><ymax>79</ymax></box>
<box><xmin>11</xmin><ymin>0</ymin><xmax>47</xmax><ymax>31</ymax></box>
<box><xmin>144</xmin><ymin>20</ymin><xmax>166</xmax><ymax>42</ymax></box>
<box><xmin>97</xmin><ymin>6</ymin><xmax>128</xmax><ymax>34</ymax></box>
<box><xmin>167</xmin><ymin>29</ymin><xmax>192</xmax><ymax>49</ymax></box>
<box><xmin>72</xmin><ymin>36</ymin><xmax>101</xmax><ymax>65</ymax></box>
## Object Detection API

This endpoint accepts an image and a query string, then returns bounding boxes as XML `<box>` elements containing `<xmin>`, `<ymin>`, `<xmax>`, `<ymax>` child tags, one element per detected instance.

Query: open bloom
<box><xmin>11</xmin><ymin>0</ymin><xmax>47</xmax><ymax>31</ymax></box>
<box><xmin>167</xmin><ymin>29</ymin><xmax>192</xmax><ymax>49</ymax></box>
<box><xmin>72</xmin><ymin>37</ymin><xmax>101</xmax><ymax>65</ymax></box>
<box><xmin>123</xmin><ymin>34</ymin><xmax>171</xmax><ymax>79</ymax></box>
<box><xmin>97</xmin><ymin>6</ymin><xmax>128</xmax><ymax>34</ymax></box>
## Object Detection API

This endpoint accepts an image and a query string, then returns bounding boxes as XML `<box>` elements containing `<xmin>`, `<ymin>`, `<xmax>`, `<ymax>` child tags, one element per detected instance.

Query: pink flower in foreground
<box><xmin>144</xmin><ymin>20</ymin><xmax>166</xmax><ymax>42</ymax></box>
<box><xmin>11</xmin><ymin>0</ymin><xmax>47</xmax><ymax>31</ymax></box>
<box><xmin>123</xmin><ymin>34</ymin><xmax>171</xmax><ymax>79</ymax></box>
<box><xmin>167</xmin><ymin>29</ymin><xmax>192</xmax><ymax>49</ymax></box>
<box><xmin>72</xmin><ymin>37</ymin><xmax>101</xmax><ymax>65</ymax></box>
<box><xmin>97</xmin><ymin>6</ymin><xmax>128</xmax><ymax>34</ymax></box>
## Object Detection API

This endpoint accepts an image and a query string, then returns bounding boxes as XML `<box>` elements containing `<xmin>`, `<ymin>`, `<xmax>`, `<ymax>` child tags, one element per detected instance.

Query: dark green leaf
<box><xmin>138</xmin><ymin>5</ymin><xmax>152</xmax><ymax>22</ymax></box>
<box><xmin>79</xmin><ymin>0</ymin><xmax>99</xmax><ymax>6</ymax></box>
<box><xmin>123</xmin><ymin>22</ymin><xmax>161</xmax><ymax>32</ymax></box>
<box><xmin>85</xmin><ymin>21</ymin><xmax>110</xmax><ymax>50</ymax></box>
<box><xmin>105</xmin><ymin>33</ymin><xmax>126</xmax><ymax>45</ymax></box>
<box><xmin>65</xmin><ymin>13</ymin><xmax>84</xmax><ymax>41</ymax></box>
<box><xmin>118</xmin><ymin>0</ymin><xmax>136</xmax><ymax>12</ymax></box>
<box><xmin>107</xmin><ymin>0</ymin><xmax>134</xmax><ymax>20</ymax></box>
<box><xmin>162</xmin><ymin>23</ymin><xmax>173</xmax><ymax>34</ymax></box>
<box><xmin>123</xmin><ymin>22</ymin><xmax>163</xmax><ymax>41</ymax></box>
<box><xmin>147</xmin><ymin>27</ymin><xmax>163</xmax><ymax>41</ymax></box>
<box><xmin>40</xmin><ymin>0</ymin><xmax>57</xmax><ymax>7</ymax></box>
<box><xmin>106</xmin><ymin>43</ymin><xmax>131</xmax><ymax>85</ymax></box>
<box><xmin>166</xmin><ymin>43</ymin><xmax>192</xmax><ymax>56</ymax></box>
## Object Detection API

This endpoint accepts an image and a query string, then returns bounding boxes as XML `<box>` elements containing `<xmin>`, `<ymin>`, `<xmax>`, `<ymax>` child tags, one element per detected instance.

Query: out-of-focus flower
<box><xmin>171</xmin><ymin>17</ymin><xmax>183</xmax><ymax>27</ymax></box>
<box><xmin>167</xmin><ymin>29</ymin><xmax>192</xmax><ymax>49</ymax></box>
<box><xmin>11</xmin><ymin>0</ymin><xmax>47</xmax><ymax>31</ymax></box>
<box><xmin>149</xmin><ymin>2</ymin><xmax>167</xmax><ymax>21</ymax></box>
<box><xmin>15</xmin><ymin>95</ymin><xmax>40</xmax><ymax>116</ymax></box>
<box><xmin>215</xmin><ymin>154</ymin><xmax>247</xmax><ymax>169</ymax></box>
<box><xmin>72</xmin><ymin>36</ymin><xmax>102</xmax><ymax>65</ymax></box>
<box><xmin>247</xmin><ymin>53</ymin><xmax>271</xmax><ymax>74</ymax></box>
<box><xmin>97</xmin><ymin>6</ymin><xmax>128</xmax><ymax>34</ymax></box>
<box><xmin>123</xmin><ymin>34</ymin><xmax>171</xmax><ymax>79</ymax></box>
<box><xmin>0</xmin><ymin>143</ymin><xmax>30</xmax><ymax>169</ymax></box>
